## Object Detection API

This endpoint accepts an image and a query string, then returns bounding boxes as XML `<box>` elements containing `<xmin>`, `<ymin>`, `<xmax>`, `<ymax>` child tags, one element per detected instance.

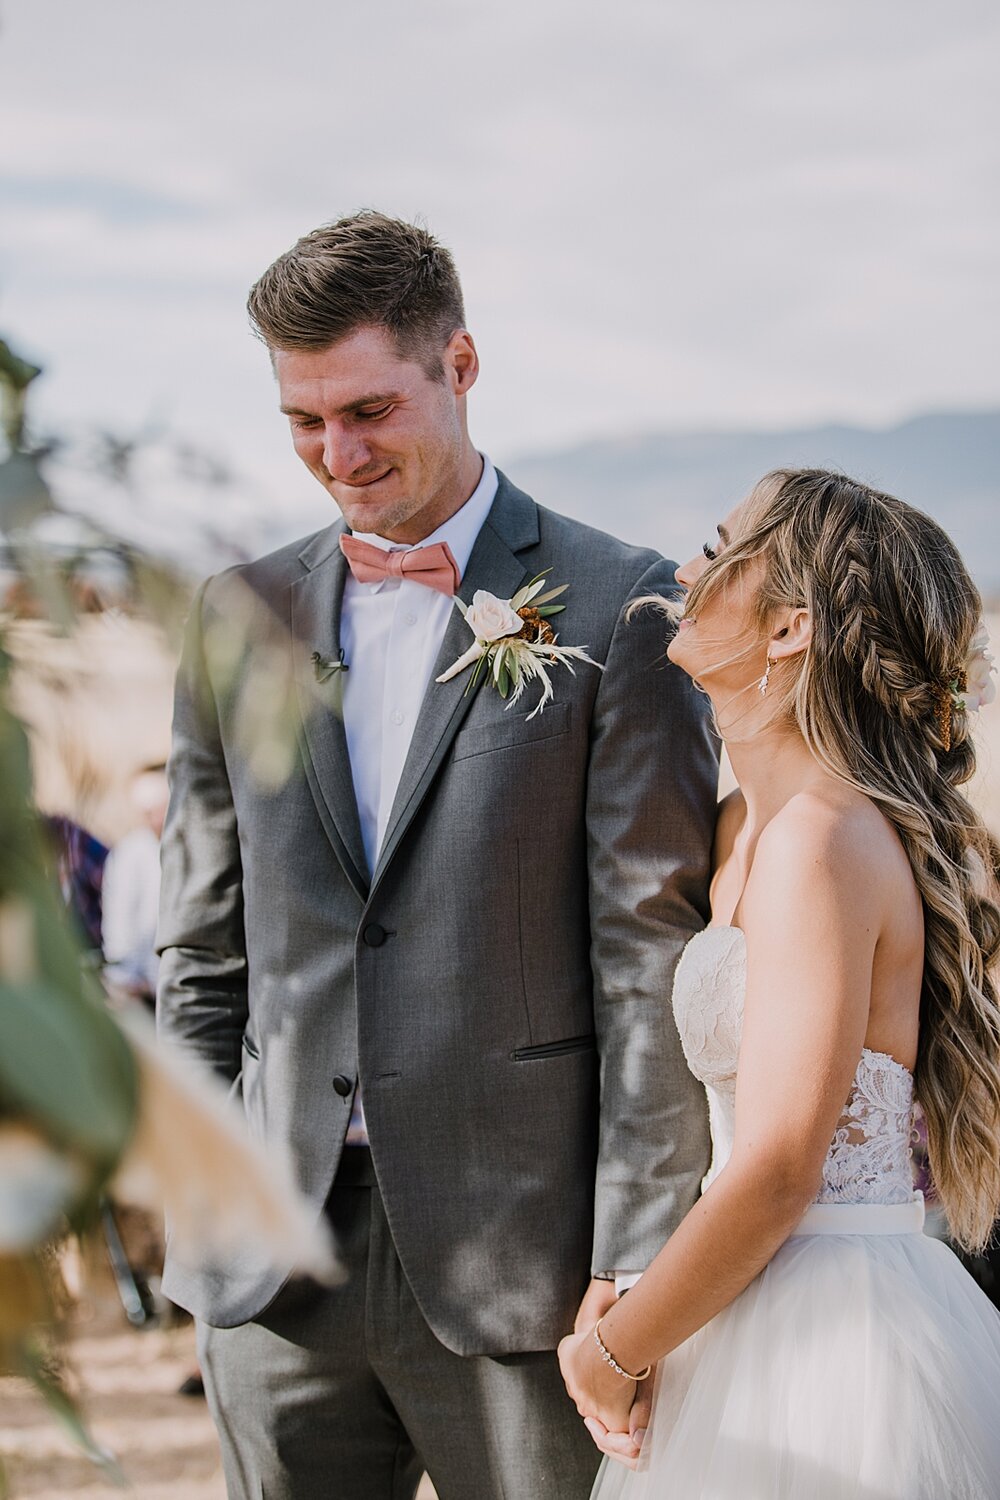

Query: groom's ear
<box><xmin>444</xmin><ymin>329</ymin><xmax>479</xmax><ymax>397</ymax></box>
<box><xmin>770</xmin><ymin>606</ymin><xmax>811</xmax><ymax>660</ymax></box>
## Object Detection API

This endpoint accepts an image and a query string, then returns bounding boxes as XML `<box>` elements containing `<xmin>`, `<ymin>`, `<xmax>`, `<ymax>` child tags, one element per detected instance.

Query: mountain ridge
<box><xmin>508</xmin><ymin>410</ymin><xmax>1000</xmax><ymax>597</ymax></box>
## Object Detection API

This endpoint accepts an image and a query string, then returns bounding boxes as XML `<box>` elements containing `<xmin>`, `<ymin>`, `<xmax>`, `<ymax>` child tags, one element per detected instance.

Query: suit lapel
<box><xmin>290</xmin><ymin>525</ymin><xmax>370</xmax><ymax>900</ymax></box>
<box><xmin>371</xmin><ymin>473</ymin><xmax>540</xmax><ymax>891</ymax></box>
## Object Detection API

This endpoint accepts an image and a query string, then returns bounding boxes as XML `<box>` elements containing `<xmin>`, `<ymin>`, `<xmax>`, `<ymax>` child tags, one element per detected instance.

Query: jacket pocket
<box><xmin>452</xmin><ymin>699</ymin><xmax>570</xmax><ymax>762</ymax></box>
<box><xmin>511</xmin><ymin>1033</ymin><xmax>596</xmax><ymax>1062</ymax></box>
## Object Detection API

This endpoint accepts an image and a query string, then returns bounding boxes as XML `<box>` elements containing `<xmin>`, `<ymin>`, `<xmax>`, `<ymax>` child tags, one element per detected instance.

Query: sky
<box><xmin>1</xmin><ymin>0</ymin><xmax>998</xmax><ymax>545</ymax></box>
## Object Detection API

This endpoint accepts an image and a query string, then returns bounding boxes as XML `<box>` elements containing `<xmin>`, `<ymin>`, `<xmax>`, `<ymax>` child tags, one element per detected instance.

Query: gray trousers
<box><xmin>198</xmin><ymin>1149</ymin><xmax>601</xmax><ymax>1499</ymax></box>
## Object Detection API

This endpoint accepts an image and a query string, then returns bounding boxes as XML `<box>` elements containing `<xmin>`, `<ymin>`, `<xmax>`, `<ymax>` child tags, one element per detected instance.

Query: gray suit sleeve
<box><xmin>586</xmin><ymin>556</ymin><xmax>718</xmax><ymax>1273</ymax></box>
<box><xmin>156</xmin><ymin>579</ymin><xmax>248</xmax><ymax>1083</ymax></box>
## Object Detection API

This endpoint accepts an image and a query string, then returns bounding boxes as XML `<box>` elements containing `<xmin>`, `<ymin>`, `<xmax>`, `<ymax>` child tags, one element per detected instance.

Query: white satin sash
<box><xmin>790</xmin><ymin>1191</ymin><xmax>925</xmax><ymax>1237</ymax></box>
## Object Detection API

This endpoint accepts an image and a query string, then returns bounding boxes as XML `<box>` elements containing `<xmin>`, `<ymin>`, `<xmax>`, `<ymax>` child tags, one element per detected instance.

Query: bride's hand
<box><xmin>557</xmin><ymin>1326</ymin><xmax>650</xmax><ymax>1467</ymax></box>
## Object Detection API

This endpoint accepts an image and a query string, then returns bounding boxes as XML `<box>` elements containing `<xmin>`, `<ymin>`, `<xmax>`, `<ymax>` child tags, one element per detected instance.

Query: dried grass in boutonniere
<box><xmin>435</xmin><ymin>572</ymin><xmax>603</xmax><ymax>718</ymax></box>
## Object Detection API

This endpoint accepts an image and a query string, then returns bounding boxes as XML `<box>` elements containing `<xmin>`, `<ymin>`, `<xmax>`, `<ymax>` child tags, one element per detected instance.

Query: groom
<box><xmin>157</xmin><ymin>211</ymin><xmax>718</xmax><ymax>1499</ymax></box>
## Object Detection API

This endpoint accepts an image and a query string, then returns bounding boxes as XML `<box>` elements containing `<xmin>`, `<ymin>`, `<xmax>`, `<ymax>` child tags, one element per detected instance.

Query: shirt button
<box><xmin>403</xmin><ymin>611</ymin><xmax>417</xmax><ymax>626</ymax></box>
<box><xmin>391</xmin><ymin>709</ymin><xmax>404</xmax><ymax>726</ymax></box>
<box><xmin>332</xmin><ymin>1074</ymin><xmax>353</xmax><ymax>1097</ymax></box>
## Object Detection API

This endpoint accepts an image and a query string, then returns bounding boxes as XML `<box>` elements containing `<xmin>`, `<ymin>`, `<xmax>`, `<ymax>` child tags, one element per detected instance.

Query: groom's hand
<box><xmin>557</xmin><ymin>1320</ymin><xmax>654</xmax><ymax>1470</ymax></box>
<box><xmin>580</xmin><ymin>1364</ymin><xmax>655</xmax><ymax>1471</ymax></box>
<box><xmin>573</xmin><ymin>1277</ymin><xmax>617</xmax><ymax>1334</ymax></box>
<box><xmin>565</xmin><ymin>1279</ymin><xmax>654</xmax><ymax>1468</ymax></box>
<box><xmin>567</xmin><ymin>1280</ymin><xmax>656</xmax><ymax>1469</ymax></box>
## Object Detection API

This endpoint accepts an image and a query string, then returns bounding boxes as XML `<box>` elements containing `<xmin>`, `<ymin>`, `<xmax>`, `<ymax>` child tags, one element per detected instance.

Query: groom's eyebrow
<box><xmin>280</xmin><ymin>391</ymin><xmax>400</xmax><ymax>417</ymax></box>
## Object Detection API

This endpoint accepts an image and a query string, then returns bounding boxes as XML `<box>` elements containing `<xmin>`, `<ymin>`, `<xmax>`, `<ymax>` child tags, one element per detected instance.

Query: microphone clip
<box><xmin>311</xmin><ymin>648</ymin><xmax>349</xmax><ymax>683</ymax></box>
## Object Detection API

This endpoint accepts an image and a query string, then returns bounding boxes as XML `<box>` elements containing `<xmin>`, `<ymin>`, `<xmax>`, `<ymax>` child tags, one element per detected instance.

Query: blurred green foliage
<box><xmin>0</xmin><ymin>338</ymin><xmax>139</xmax><ymax>1487</ymax></box>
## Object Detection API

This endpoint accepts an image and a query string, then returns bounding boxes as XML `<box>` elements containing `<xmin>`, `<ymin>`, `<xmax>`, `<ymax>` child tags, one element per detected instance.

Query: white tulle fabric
<box><xmin>591</xmin><ymin>925</ymin><xmax>1000</xmax><ymax>1500</ymax></box>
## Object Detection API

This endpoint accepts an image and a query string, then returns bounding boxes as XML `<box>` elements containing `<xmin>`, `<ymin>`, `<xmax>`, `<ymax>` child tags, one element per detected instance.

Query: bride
<box><xmin>559</xmin><ymin>467</ymin><xmax>1000</xmax><ymax>1498</ymax></box>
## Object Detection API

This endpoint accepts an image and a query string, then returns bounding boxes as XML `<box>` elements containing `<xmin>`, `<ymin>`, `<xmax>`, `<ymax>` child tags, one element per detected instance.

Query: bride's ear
<box><xmin>769</xmin><ymin>607</ymin><xmax>811</xmax><ymax>660</ymax></box>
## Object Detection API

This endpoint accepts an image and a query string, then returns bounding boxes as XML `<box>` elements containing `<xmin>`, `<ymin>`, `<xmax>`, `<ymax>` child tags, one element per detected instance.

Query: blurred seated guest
<box><xmin>103</xmin><ymin>761</ymin><xmax>202</xmax><ymax>1380</ymax></box>
<box><xmin>102</xmin><ymin>762</ymin><xmax>169</xmax><ymax>1009</ymax></box>
<box><xmin>42</xmin><ymin>813</ymin><xmax>108</xmax><ymax>955</ymax></box>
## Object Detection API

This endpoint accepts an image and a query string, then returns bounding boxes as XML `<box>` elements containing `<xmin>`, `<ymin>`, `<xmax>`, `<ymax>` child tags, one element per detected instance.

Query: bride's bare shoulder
<box><xmin>754</xmin><ymin>784</ymin><xmax>914</xmax><ymax>905</ymax></box>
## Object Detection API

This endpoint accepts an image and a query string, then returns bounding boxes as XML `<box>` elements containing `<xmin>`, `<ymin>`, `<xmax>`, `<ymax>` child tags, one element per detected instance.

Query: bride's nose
<box><xmin>675</xmin><ymin>553</ymin><xmax>706</xmax><ymax>589</ymax></box>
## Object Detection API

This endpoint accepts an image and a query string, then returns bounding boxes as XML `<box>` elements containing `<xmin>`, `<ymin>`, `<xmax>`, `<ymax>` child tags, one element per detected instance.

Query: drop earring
<box><xmin>757</xmin><ymin>654</ymin><xmax>777</xmax><ymax>696</ymax></box>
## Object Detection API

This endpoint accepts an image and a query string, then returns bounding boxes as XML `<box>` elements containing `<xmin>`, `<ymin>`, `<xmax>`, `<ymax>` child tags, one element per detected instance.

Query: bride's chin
<box><xmin>666</xmin><ymin>634</ymin><xmax>694</xmax><ymax>674</ymax></box>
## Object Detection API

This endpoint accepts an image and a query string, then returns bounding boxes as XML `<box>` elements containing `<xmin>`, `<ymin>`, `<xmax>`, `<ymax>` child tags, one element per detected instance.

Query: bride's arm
<box><xmin>559</xmin><ymin>792</ymin><xmax>883</xmax><ymax>1443</ymax></box>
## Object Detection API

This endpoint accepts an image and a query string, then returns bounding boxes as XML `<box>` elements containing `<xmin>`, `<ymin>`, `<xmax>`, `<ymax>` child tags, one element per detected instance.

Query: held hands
<box><xmin>559</xmin><ymin>1281</ymin><xmax>654</xmax><ymax>1470</ymax></box>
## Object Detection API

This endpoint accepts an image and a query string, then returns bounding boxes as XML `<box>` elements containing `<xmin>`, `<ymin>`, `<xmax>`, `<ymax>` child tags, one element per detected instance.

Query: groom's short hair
<box><xmin>247</xmin><ymin>211</ymin><xmax>466</xmax><ymax>380</ymax></box>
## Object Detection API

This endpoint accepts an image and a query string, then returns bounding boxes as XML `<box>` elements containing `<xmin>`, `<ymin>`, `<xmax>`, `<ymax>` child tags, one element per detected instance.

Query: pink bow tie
<box><xmin>339</xmin><ymin>534</ymin><xmax>461</xmax><ymax>596</ymax></box>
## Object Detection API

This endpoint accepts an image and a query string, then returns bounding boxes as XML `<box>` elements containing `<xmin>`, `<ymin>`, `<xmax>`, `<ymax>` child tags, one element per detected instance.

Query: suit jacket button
<box><xmin>333</xmin><ymin>1074</ymin><xmax>353</xmax><ymax>1097</ymax></box>
<box><xmin>362</xmin><ymin>922</ymin><xmax>387</xmax><ymax>947</ymax></box>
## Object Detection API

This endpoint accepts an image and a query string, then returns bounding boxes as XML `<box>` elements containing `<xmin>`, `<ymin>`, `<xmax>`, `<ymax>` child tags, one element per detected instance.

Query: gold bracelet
<box><xmin>592</xmin><ymin>1317</ymin><xmax>651</xmax><ymax>1382</ymax></box>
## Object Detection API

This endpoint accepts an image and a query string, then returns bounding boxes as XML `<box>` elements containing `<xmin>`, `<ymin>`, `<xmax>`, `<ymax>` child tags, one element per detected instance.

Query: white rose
<box><xmin>465</xmin><ymin>589</ymin><xmax>523</xmax><ymax>642</ymax></box>
<box><xmin>963</xmin><ymin>650</ymin><xmax>997</xmax><ymax>712</ymax></box>
<box><xmin>961</xmin><ymin>622</ymin><xmax>997</xmax><ymax>712</ymax></box>
<box><xmin>970</xmin><ymin>622</ymin><xmax>992</xmax><ymax>656</ymax></box>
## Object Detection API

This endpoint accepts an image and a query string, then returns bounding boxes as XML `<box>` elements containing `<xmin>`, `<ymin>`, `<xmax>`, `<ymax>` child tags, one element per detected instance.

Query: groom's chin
<box><xmin>330</xmin><ymin>491</ymin><xmax>406</xmax><ymax>534</ymax></box>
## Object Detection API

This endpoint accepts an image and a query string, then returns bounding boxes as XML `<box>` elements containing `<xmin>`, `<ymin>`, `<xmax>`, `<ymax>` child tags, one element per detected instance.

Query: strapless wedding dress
<box><xmin>592</xmin><ymin>925</ymin><xmax>1000</xmax><ymax>1500</ymax></box>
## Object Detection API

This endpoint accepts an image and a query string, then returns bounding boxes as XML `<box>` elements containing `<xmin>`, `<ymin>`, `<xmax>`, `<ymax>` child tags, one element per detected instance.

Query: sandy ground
<box><xmin>2</xmin><ymin>611</ymin><xmax>998</xmax><ymax>1496</ymax></box>
<box><xmin>1</xmin><ymin>1308</ymin><xmax>227</xmax><ymax>1499</ymax></box>
<box><xmin>0</xmin><ymin>1300</ymin><xmax>436</xmax><ymax>1498</ymax></box>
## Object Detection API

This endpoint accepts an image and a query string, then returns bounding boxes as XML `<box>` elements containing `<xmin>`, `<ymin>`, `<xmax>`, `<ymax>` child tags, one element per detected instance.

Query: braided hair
<box><xmin>683</xmin><ymin>469</ymin><xmax>1000</xmax><ymax>1251</ymax></box>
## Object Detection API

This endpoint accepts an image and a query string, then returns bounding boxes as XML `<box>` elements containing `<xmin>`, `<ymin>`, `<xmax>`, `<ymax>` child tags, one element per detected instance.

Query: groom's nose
<box><xmin>322</xmin><ymin>422</ymin><xmax>372</xmax><ymax>482</ymax></box>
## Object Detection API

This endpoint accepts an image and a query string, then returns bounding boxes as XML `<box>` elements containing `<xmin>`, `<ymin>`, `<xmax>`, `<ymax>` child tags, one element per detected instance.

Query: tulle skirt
<box><xmin>591</xmin><ymin>1195</ymin><xmax>1000</xmax><ymax>1500</ymax></box>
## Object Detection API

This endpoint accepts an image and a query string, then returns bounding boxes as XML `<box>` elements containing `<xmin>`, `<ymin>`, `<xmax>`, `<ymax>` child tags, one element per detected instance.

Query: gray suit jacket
<box><xmin>157</xmin><ymin>470</ymin><xmax>718</xmax><ymax>1355</ymax></box>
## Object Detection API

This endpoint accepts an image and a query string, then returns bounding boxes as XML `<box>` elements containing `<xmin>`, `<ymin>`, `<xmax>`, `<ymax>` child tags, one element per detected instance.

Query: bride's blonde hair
<box><xmin>683</xmin><ymin>468</ymin><xmax>1000</xmax><ymax>1250</ymax></box>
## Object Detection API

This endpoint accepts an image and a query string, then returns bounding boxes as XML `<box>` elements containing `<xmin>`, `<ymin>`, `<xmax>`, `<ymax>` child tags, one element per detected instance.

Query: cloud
<box><xmin>1</xmin><ymin>0</ymin><xmax>997</xmax><ymax>510</ymax></box>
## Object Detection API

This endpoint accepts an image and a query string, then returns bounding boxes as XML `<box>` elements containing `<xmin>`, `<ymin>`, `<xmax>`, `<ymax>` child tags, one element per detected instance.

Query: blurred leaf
<box><xmin>0</xmin><ymin>451</ymin><xmax>54</xmax><ymax>531</ymax></box>
<box><xmin>0</xmin><ymin>647</ymin><xmax>138</xmax><ymax>1180</ymax></box>
<box><xmin>0</xmin><ymin>339</ymin><xmax>42</xmax><ymax>450</ymax></box>
<box><xmin>0</xmin><ymin>978</ymin><xmax>136</xmax><ymax>1174</ymax></box>
<box><xmin>0</xmin><ymin>340</ymin><xmax>42</xmax><ymax>394</ymax></box>
<box><xmin>18</xmin><ymin>1338</ymin><xmax>125</xmax><ymax>1487</ymax></box>
<box><xmin>0</xmin><ymin>648</ymin><xmax>33</xmax><ymax>813</ymax></box>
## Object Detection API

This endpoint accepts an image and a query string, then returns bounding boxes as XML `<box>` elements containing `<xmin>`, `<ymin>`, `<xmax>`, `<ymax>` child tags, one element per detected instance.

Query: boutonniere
<box><xmin>435</xmin><ymin>572</ymin><xmax>602</xmax><ymax>719</ymax></box>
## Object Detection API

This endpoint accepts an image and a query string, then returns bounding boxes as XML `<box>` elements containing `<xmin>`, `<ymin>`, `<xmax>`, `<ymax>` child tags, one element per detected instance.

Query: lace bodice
<box><xmin>673</xmin><ymin>926</ymin><xmax>915</xmax><ymax>1205</ymax></box>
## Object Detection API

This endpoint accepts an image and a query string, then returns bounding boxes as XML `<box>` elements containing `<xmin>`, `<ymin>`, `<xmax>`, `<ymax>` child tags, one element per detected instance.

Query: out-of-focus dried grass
<box><xmin>4</xmin><ymin>615</ymin><xmax>177</xmax><ymax>842</ymax></box>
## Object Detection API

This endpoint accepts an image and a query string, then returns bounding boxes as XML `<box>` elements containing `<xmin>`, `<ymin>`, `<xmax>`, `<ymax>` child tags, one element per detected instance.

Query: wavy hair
<box><xmin>247</xmin><ymin>211</ymin><xmax>465</xmax><ymax>378</ymax></box>
<box><xmin>682</xmin><ymin>468</ymin><xmax>1000</xmax><ymax>1250</ymax></box>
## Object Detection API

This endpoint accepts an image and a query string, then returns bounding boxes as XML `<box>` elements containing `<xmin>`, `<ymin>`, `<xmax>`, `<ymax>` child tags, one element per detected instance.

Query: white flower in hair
<box><xmin>961</xmin><ymin>622</ymin><xmax>996</xmax><ymax>713</ymax></box>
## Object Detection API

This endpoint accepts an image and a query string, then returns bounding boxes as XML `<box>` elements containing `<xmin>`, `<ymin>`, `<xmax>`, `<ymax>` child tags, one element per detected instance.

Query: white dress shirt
<box><xmin>340</xmin><ymin>454</ymin><xmax>498</xmax><ymax>1143</ymax></box>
